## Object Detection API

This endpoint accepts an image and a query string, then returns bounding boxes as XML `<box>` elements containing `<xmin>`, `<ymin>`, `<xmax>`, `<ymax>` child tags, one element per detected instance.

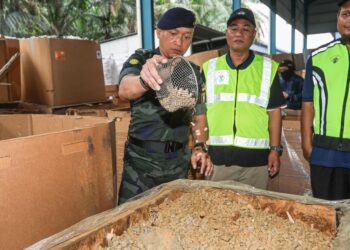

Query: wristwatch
<box><xmin>139</xmin><ymin>76</ymin><xmax>150</xmax><ymax>90</ymax></box>
<box><xmin>193</xmin><ymin>142</ymin><xmax>209</xmax><ymax>153</ymax></box>
<box><xmin>269</xmin><ymin>145</ymin><xmax>283</xmax><ymax>156</ymax></box>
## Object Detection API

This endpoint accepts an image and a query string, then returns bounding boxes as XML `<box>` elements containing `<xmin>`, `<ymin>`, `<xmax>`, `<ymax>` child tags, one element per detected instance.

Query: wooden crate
<box><xmin>28</xmin><ymin>180</ymin><xmax>350</xmax><ymax>250</ymax></box>
<box><xmin>105</xmin><ymin>85</ymin><xmax>117</xmax><ymax>98</ymax></box>
<box><xmin>65</xmin><ymin>102</ymin><xmax>118</xmax><ymax>117</ymax></box>
<box><xmin>0</xmin><ymin>84</ymin><xmax>11</xmax><ymax>102</ymax></box>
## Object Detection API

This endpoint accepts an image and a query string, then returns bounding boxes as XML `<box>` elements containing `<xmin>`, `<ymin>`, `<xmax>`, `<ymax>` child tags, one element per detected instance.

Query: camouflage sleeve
<box><xmin>117</xmin><ymin>49</ymin><xmax>152</xmax><ymax>85</ymax></box>
<box><xmin>192</xmin><ymin>64</ymin><xmax>206</xmax><ymax>115</ymax></box>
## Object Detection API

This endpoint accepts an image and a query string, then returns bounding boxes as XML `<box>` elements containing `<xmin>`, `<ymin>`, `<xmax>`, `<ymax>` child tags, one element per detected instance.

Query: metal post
<box><xmin>303</xmin><ymin>1</ymin><xmax>309</xmax><ymax>56</ymax></box>
<box><xmin>291</xmin><ymin>0</ymin><xmax>296</xmax><ymax>53</ymax></box>
<box><xmin>141</xmin><ymin>0</ymin><xmax>154</xmax><ymax>49</ymax></box>
<box><xmin>232</xmin><ymin>0</ymin><xmax>241</xmax><ymax>11</ymax></box>
<box><xmin>270</xmin><ymin>0</ymin><xmax>277</xmax><ymax>54</ymax></box>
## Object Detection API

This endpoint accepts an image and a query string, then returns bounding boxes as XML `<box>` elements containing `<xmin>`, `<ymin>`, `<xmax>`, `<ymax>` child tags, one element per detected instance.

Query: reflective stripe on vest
<box><xmin>209</xmin><ymin>135</ymin><xmax>269</xmax><ymax>148</ymax></box>
<box><xmin>207</xmin><ymin>56</ymin><xmax>272</xmax><ymax>108</ymax></box>
<box><xmin>312</xmin><ymin>40</ymin><xmax>340</xmax><ymax>57</ymax></box>
<box><xmin>312</xmin><ymin>70</ymin><xmax>327</xmax><ymax>135</ymax></box>
<box><xmin>207</xmin><ymin>58</ymin><xmax>218</xmax><ymax>104</ymax></box>
<box><xmin>209</xmin><ymin>135</ymin><xmax>233</xmax><ymax>144</ymax></box>
<box><xmin>215</xmin><ymin>93</ymin><xmax>235</xmax><ymax>102</ymax></box>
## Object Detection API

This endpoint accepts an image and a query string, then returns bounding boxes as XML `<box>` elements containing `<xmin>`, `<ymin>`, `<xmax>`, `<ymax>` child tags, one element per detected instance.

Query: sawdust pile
<box><xmin>99</xmin><ymin>189</ymin><xmax>333</xmax><ymax>250</ymax></box>
<box><xmin>159</xmin><ymin>86</ymin><xmax>196</xmax><ymax>112</ymax></box>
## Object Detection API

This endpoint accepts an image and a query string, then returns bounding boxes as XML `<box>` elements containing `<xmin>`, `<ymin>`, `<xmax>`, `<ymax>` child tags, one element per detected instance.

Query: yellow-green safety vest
<box><xmin>203</xmin><ymin>53</ymin><xmax>279</xmax><ymax>149</ymax></box>
<box><xmin>312</xmin><ymin>40</ymin><xmax>350</xmax><ymax>151</ymax></box>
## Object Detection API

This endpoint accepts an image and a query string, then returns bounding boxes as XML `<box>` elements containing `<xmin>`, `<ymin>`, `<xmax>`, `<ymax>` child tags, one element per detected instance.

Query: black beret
<box><xmin>157</xmin><ymin>7</ymin><xmax>196</xmax><ymax>30</ymax></box>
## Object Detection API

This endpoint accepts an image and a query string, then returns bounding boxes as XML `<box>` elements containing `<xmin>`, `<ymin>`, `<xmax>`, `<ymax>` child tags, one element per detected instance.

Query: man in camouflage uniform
<box><xmin>117</xmin><ymin>7</ymin><xmax>213</xmax><ymax>204</ymax></box>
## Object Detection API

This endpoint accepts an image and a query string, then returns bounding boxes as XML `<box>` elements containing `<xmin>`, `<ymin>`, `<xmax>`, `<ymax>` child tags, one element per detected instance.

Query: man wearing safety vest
<box><xmin>302</xmin><ymin>0</ymin><xmax>350</xmax><ymax>200</ymax></box>
<box><xmin>202</xmin><ymin>8</ymin><xmax>286</xmax><ymax>189</ymax></box>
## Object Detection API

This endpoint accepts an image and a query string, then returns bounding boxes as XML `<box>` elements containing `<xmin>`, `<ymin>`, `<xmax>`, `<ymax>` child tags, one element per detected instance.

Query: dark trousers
<box><xmin>117</xmin><ymin>142</ymin><xmax>190</xmax><ymax>205</ymax></box>
<box><xmin>311</xmin><ymin>164</ymin><xmax>350</xmax><ymax>200</ymax></box>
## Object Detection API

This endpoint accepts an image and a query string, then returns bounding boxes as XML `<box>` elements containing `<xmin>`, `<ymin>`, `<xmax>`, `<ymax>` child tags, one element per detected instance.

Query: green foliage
<box><xmin>154</xmin><ymin>0</ymin><xmax>267</xmax><ymax>42</ymax></box>
<box><xmin>0</xmin><ymin>0</ymin><xmax>266</xmax><ymax>42</ymax></box>
<box><xmin>0</xmin><ymin>0</ymin><xmax>136</xmax><ymax>41</ymax></box>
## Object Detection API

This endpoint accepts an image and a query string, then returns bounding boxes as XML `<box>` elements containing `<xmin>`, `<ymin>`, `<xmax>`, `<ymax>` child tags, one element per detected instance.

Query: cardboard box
<box><xmin>187</xmin><ymin>49</ymin><xmax>220</xmax><ymax>68</ymax></box>
<box><xmin>0</xmin><ymin>101</ymin><xmax>73</xmax><ymax>115</ymax></box>
<box><xmin>20</xmin><ymin>38</ymin><xmax>106</xmax><ymax>106</ymax></box>
<box><xmin>107</xmin><ymin>109</ymin><xmax>131</xmax><ymax>197</ymax></box>
<box><xmin>293</xmin><ymin>53</ymin><xmax>306</xmax><ymax>71</ymax></box>
<box><xmin>64</xmin><ymin>105</ymin><xmax>131</xmax><ymax>199</ymax></box>
<box><xmin>0</xmin><ymin>114</ymin><xmax>116</xmax><ymax>249</ymax></box>
<box><xmin>270</xmin><ymin>53</ymin><xmax>305</xmax><ymax>71</ymax></box>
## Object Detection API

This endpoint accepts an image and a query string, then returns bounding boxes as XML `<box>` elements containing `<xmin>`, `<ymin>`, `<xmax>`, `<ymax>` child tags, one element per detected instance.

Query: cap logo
<box><xmin>238</xmin><ymin>10</ymin><xmax>246</xmax><ymax>15</ymax></box>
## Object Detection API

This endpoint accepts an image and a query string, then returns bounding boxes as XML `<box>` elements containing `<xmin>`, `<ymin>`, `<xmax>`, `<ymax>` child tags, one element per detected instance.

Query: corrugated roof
<box><xmin>260</xmin><ymin>0</ymin><xmax>339</xmax><ymax>34</ymax></box>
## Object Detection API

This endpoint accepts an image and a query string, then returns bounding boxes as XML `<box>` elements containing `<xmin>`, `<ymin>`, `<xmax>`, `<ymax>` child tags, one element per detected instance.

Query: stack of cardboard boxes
<box><xmin>20</xmin><ymin>37</ymin><xmax>106</xmax><ymax>106</ymax></box>
<box><xmin>0</xmin><ymin>38</ymin><xmax>124</xmax><ymax>249</ymax></box>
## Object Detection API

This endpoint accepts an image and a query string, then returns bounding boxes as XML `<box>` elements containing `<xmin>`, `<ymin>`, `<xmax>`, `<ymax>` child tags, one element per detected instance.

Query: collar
<box><xmin>226</xmin><ymin>50</ymin><xmax>255</xmax><ymax>70</ymax></box>
<box><xmin>339</xmin><ymin>37</ymin><xmax>348</xmax><ymax>45</ymax></box>
<box><xmin>153</xmin><ymin>47</ymin><xmax>161</xmax><ymax>55</ymax></box>
<box><xmin>339</xmin><ymin>36</ymin><xmax>350</xmax><ymax>46</ymax></box>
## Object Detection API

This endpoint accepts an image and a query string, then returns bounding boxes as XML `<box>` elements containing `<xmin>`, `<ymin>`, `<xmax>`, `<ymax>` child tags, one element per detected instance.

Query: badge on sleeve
<box><xmin>129</xmin><ymin>58</ymin><xmax>139</xmax><ymax>65</ymax></box>
<box><xmin>330</xmin><ymin>55</ymin><xmax>340</xmax><ymax>64</ymax></box>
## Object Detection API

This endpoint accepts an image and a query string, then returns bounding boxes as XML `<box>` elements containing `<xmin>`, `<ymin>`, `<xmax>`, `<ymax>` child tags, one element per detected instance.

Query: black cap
<box><xmin>227</xmin><ymin>8</ymin><xmax>256</xmax><ymax>27</ymax></box>
<box><xmin>338</xmin><ymin>0</ymin><xmax>349</xmax><ymax>7</ymax></box>
<box><xmin>280</xmin><ymin>59</ymin><xmax>294</xmax><ymax>70</ymax></box>
<box><xmin>157</xmin><ymin>7</ymin><xmax>196</xmax><ymax>30</ymax></box>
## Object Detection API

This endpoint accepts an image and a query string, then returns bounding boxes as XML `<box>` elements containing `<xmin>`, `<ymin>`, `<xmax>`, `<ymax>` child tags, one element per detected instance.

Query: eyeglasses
<box><xmin>227</xmin><ymin>25</ymin><xmax>255</xmax><ymax>35</ymax></box>
<box><xmin>339</xmin><ymin>11</ymin><xmax>350</xmax><ymax>19</ymax></box>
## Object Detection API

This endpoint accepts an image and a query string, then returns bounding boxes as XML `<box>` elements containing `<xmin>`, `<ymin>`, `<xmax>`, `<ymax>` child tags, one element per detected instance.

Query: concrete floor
<box><xmin>267</xmin><ymin>119</ymin><xmax>312</xmax><ymax>196</ymax></box>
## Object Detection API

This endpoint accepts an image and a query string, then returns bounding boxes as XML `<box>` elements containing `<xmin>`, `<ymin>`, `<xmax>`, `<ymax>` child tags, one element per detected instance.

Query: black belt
<box><xmin>313</xmin><ymin>134</ymin><xmax>350</xmax><ymax>152</ymax></box>
<box><xmin>128</xmin><ymin>137</ymin><xmax>184</xmax><ymax>153</ymax></box>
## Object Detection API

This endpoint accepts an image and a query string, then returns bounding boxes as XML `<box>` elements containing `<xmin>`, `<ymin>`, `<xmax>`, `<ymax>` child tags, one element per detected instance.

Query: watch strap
<box><xmin>193</xmin><ymin>142</ymin><xmax>208</xmax><ymax>152</ymax></box>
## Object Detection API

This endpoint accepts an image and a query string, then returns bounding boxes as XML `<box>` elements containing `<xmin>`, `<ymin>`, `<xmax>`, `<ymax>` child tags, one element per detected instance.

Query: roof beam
<box><xmin>232</xmin><ymin>0</ymin><xmax>241</xmax><ymax>11</ymax></box>
<box><xmin>141</xmin><ymin>0</ymin><xmax>154</xmax><ymax>49</ymax></box>
<box><xmin>270</xmin><ymin>0</ymin><xmax>277</xmax><ymax>54</ymax></box>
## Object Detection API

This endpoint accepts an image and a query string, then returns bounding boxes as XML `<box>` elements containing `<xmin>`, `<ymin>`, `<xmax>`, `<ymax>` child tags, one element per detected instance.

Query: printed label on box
<box><xmin>55</xmin><ymin>51</ymin><xmax>65</xmax><ymax>60</ymax></box>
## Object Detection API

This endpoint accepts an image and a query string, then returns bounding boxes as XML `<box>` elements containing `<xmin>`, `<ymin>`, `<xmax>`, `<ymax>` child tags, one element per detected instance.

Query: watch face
<box><xmin>194</xmin><ymin>143</ymin><xmax>208</xmax><ymax>152</ymax></box>
<box><xmin>270</xmin><ymin>146</ymin><xmax>283</xmax><ymax>155</ymax></box>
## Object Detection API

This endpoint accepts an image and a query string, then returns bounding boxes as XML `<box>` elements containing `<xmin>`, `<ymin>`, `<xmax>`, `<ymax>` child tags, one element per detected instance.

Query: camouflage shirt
<box><xmin>118</xmin><ymin>48</ymin><xmax>206</xmax><ymax>144</ymax></box>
